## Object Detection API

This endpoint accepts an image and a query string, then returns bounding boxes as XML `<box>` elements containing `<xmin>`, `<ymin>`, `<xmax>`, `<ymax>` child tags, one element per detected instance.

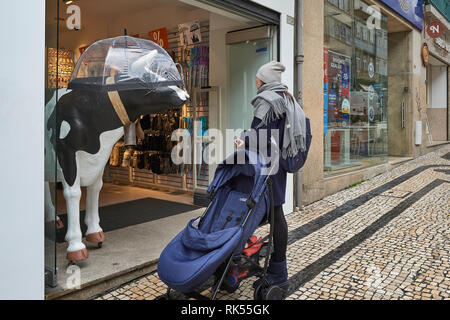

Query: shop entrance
<box><xmin>44</xmin><ymin>0</ymin><xmax>277</xmax><ymax>298</ymax></box>
<box><xmin>427</xmin><ymin>55</ymin><xmax>448</xmax><ymax>143</ymax></box>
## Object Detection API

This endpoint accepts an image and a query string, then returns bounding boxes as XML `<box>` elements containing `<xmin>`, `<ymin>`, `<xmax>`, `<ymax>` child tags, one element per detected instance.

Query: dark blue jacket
<box><xmin>248</xmin><ymin>116</ymin><xmax>287</xmax><ymax>206</ymax></box>
<box><xmin>242</xmin><ymin>91</ymin><xmax>287</xmax><ymax>207</ymax></box>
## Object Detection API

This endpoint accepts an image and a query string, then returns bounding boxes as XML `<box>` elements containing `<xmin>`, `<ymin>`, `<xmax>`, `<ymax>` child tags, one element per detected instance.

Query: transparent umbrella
<box><xmin>68</xmin><ymin>36</ymin><xmax>184</xmax><ymax>91</ymax></box>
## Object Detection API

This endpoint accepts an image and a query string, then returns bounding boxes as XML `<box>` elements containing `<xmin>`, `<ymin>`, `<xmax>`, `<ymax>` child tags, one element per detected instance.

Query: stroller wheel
<box><xmin>264</xmin><ymin>285</ymin><xmax>284</xmax><ymax>300</ymax></box>
<box><xmin>254</xmin><ymin>284</ymin><xmax>285</xmax><ymax>300</ymax></box>
<box><xmin>253</xmin><ymin>283</ymin><xmax>264</xmax><ymax>300</ymax></box>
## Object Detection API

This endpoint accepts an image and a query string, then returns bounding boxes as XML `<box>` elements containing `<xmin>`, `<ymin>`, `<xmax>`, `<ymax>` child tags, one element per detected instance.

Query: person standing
<box><xmin>233</xmin><ymin>61</ymin><xmax>307</xmax><ymax>292</ymax></box>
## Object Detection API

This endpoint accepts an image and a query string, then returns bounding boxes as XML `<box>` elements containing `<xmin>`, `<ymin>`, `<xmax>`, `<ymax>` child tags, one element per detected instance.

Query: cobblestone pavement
<box><xmin>95</xmin><ymin>146</ymin><xmax>450</xmax><ymax>300</ymax></box>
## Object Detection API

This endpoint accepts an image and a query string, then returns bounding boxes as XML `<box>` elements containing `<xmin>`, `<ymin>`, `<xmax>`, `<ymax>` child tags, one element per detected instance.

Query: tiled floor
<box><xmin>94</xmin><ymin>145</ymin><xmax>450</xmax><ymax>300</ymax></box>
<box><xmin>55</xmin><ymin>182</ymin><xmax>193</xmax><ymax>213</ymax></box>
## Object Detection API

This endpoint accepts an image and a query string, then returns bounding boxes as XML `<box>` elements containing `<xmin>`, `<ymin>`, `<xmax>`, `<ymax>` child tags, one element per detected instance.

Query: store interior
<box><xmin>44</xmin><ymin>0</ymin><xmax>270</xmax><ymax>296</ymax></box>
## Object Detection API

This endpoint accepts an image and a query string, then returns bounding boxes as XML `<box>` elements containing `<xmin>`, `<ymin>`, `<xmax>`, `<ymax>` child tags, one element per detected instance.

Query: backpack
<box><xmin>280</xmin><ymin>117</ymin><xmax>312</xmax><ymax>173</ymax></box>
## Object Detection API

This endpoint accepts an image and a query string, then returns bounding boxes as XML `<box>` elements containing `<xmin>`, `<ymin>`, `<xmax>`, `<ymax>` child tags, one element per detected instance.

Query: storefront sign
<box><xmin>178</xmin><ymin>20</ymin><xmax>202</xmax><ymax>46</ymax></box>
<box><xmin>427</xmin><ymin>21</ymin><xmax>444</xmax><ymax>38</ymax></box>
<box><xmin>324</xmin><ymin>48</ymin><xmax>329</xmax><ymax>134</ymax></box>
<box><xmin>421</xmin><ymin>42</ymin><xmax>430</xmax><ymax>66</ymax></box>
<box><xmin>341</xmin><ymin>98</ymin><xmax>350</xmax><ymax>127</ymax></box>
<box><xmin>148</xmin><ymin>28</ymin><xmax>169</xmax><ymax>49</ymax></box>
<box><xmin>368</xmin><ymin>106</ymin><xmax>375</xmax><ymax>122</ymax></box>
<box><xmin>368</xmin><ymin>85</ymin><xmax>375</xmax><ymax>100</ymax></box>
<box><xmin>323</xmin><ymin>49</ymin><xmax>351</xmax><ymax>128</ymax></box>
<box><xmin>379</xmin><ymin>0</ymin><xmax>423</xmax><ymax>30</ymax></box>
<box><xmin>434</xmin><ymin>37</ymin><xmax>450</xmax><ymax>53</ymax></box>
<box><xmin>368</xmin><ymin>62</ymin><xmax>375</xmax><ymax>78</ymax></box>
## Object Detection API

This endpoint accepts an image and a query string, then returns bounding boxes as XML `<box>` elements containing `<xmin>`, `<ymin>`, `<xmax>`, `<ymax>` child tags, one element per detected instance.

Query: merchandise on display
<box><xmin>108</xmin><ymin>22</ymin><xmax>211</xmax><ymax>190</ymax></box>
<box><xmin>47</xmin><ymin>48</ymin><xmax>74</xmax><ymax>88</ymax></box>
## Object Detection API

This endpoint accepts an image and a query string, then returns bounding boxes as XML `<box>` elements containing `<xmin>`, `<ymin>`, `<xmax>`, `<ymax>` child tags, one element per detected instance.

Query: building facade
<box><xmin>301</xmin><ymin>0</ymin><xmax>449</xmax><ymax>205</ymax></box>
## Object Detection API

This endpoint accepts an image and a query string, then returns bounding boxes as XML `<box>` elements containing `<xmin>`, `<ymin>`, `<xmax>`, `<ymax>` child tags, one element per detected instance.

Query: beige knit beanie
<box><xmin>256</xmin><ymin>61</ymin><xmax>286</xmax><ymax>84</ymax></box>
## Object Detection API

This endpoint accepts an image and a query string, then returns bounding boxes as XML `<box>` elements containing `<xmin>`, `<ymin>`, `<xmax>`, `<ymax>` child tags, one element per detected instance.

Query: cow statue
<box><xmin>44</xmin><ymin>39</ymin><xmax>189</xmax><ymax>263</ymax></box>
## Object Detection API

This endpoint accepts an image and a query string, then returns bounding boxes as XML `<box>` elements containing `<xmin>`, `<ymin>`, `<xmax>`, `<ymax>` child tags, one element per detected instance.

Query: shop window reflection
<box><xmin>324</xmin><ymin>0</ymin><xmax>388</xmax><ymax>176</ymax></box>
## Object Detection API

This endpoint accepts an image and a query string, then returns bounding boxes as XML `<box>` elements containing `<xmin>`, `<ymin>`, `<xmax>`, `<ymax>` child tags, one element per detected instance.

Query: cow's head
<box><xmin>119</xmin><ymin>50</ymin><xmax>189</xmax><ymax>120</ymax></box>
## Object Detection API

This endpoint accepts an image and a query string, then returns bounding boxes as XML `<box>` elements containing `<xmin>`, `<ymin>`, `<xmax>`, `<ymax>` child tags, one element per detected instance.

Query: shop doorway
<box><xmin>44</xmin><ymin>0</ymin><xmax>278</xmax><ymax>298</ymax></box>
<box><xmin>427</xmin><ymin>55</ymin><xmax>448</xmax><ymax>143</ymax></box>
<box><xmin>226</xmin><ymin>26</ymin><xmax>276</xmax><ymax>132</ymax></box>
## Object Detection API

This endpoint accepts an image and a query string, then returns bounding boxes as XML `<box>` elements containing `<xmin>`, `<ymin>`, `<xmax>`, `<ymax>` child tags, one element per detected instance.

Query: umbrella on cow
<box><xmin>68</xmin><ymin>35</ymin><xmax>185</xmax><ymax>92</ymax></box>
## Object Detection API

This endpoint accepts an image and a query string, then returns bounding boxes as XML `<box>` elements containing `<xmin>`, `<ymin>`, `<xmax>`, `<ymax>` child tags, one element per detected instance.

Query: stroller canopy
<box><xmin>208</xmin><ymin>149</ymin><xmax>270</xmax><ymax>205</ymax></box>
<box><xmin>68</xmin><ymin>36</ymin><xmax>184</xmax><ymax>91</ymax></box>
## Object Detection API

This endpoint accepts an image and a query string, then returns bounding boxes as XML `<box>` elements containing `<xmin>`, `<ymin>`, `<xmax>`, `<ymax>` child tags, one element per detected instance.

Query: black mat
<box><xmin>56</xmin><ymin>197</ymin><xmax>201</xmax><ymax>243</ymax></box>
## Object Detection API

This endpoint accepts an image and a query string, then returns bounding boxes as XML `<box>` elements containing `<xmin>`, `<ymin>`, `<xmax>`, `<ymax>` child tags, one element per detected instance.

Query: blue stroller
<box><xmin>157</xmin><ymin>148</ymin><xmax>284</xmax><ymax>300</ymax></box>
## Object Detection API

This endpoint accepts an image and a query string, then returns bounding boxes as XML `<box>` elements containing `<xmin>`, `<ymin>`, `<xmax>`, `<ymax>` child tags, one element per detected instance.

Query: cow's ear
<box><xmin>131</xmin><ymin>50</ymin><xmax>158</xmax><ymax>74</ymax></box>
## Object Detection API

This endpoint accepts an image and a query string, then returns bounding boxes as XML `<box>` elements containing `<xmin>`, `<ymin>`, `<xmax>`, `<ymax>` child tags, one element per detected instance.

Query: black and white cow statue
<box><xmin>44</xmin><ymin>49</ymin><xmax>189</xmax><ymax>262</ymax></box>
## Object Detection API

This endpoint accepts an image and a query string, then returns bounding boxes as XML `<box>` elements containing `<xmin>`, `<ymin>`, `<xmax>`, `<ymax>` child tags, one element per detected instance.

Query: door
<box><xmin>226</xmin><ymin>25</ymin><xmax>276</xmax><ymax>141</ymax></box>
<box><xmin>44</xmin><ymin>0</ymin><xmax>60</xmax><ymax>289</ymax></box>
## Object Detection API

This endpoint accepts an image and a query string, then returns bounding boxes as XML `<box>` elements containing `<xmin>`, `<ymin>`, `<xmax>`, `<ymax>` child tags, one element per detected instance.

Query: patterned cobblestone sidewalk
<box><xmin>95</xmin><ymin>145</ymin><xmax>450</xmax><ymax>300</ymax></box>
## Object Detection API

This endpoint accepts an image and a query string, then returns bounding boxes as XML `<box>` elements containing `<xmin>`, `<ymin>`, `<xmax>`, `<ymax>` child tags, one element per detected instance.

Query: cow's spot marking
<box><xmin>60</xmin><ymin>120</ymin><xmax>71</xmax><ymax>139</ymax></box>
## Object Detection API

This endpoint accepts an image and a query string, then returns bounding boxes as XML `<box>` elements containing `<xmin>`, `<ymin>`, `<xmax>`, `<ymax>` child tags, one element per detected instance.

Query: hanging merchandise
<box><xmin>178</xmin><ymin>20</ymin><xmax>202</xmax><ymax>46</ymax></box>
<box><xmin>181</xmin><ymin>47</ymin><xmax>191</xmax><ymax>93</ymax></box>
<box><xmin>189</xmin><ymin>46</ymin><xmax>209</xmax><ymax>106</ymax></box>
<box><xmin>47</xmin><ymin>48</ymin><xmax>74</xmax><ymax>88</ymax></box>
<box><xmin>121</xmin><ymin>148</ymin><xmax>133</xmax><ymax>167</ymax></box>
<box><xmin>131</xmin><ymin>151</ymin><xmax>138</xmax><ymax>168</ymax></box>
<box><xmin>109</xmin><ymin>141</ymin><xmax>124</xmax><ymax>166</ymax></box>
<box><xmin>150</xmin><ymin>154</ymin><xmax>163</xmax><ymax>174</ymax></box>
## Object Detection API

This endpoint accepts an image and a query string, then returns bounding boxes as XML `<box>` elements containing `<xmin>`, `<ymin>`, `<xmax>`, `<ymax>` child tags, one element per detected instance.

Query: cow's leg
<box><xmin>45</xmin><ymin>182</ymin><xmax>64</xmax><ymax>229</ymax></box>
<box><xmin>63</xmin><ymin>178</ymin><xmax>88</xmax><ymax>261</ymax></box>
<box><xmin>45</xmin><ymin>181</ymin><xmax>56</xmax><ymax>222</ymax></box>
<box><xmin>84</xmin><ymin>174</ymin><xmax>105</xmax><ymax>245</ymax></box>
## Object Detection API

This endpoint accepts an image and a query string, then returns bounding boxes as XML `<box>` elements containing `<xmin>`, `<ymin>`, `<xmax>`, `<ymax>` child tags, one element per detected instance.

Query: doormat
<box><xmin>56</xmin><ymin>198</ymin><xmax>200</xmax><ymax>243</ymax></box>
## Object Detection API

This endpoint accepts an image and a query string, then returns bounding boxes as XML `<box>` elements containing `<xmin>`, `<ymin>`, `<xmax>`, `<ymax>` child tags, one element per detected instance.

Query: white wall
<box><xmin>430</xmin><ymin>65</ymin><xmax>448</xmax><ymax>109</ymax></box>
<box><xmin>59</xmin><ymin>3</ymin><xmax>210</xmax><ymax>59</ymax></box>
<box><xmin>0</xmin><ymin>0</ymin><xmax>45</xmax><ymax>299</ymax></box>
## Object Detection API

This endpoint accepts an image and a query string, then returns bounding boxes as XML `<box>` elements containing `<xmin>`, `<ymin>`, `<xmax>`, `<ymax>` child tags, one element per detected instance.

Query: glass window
<box><xmin>324</xmin><ymin>0</ymin><xmax>388</xmax><ymax>176</ymax></box>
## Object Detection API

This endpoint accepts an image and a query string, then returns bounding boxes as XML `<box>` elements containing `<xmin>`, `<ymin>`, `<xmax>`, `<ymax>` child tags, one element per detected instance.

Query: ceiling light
<box><xmin>65</xmin><ymin>0</ymin><xmax>73</xmax><ymax>4</ymax></box>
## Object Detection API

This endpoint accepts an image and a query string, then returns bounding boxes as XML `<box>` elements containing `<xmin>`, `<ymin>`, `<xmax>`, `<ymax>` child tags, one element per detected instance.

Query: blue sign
<box><xmin>379</xmin><ymin>0</ymin><xmax>423</xmax><ymax>30</ymax></box>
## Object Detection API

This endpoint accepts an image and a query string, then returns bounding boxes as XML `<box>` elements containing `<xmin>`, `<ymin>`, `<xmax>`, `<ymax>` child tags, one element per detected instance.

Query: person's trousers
<box><xmin>271</xmin><ymin>205</ymin><xmax>288</xmax><ymax>262</ymax></box>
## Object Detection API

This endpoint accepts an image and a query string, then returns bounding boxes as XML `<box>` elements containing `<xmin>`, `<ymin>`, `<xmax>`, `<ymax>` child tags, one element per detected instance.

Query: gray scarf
<box><xmin>251</xmin><ymin>82</ymin><xmax>307</xmax><ymax>158</ymax></box>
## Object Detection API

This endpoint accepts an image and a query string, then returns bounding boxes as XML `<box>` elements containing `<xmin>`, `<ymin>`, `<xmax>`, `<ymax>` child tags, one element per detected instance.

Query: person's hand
<box><xmin>234</xmin><ymin>138</ymin><xmax>244</xmax><ymax>149</ymax></box>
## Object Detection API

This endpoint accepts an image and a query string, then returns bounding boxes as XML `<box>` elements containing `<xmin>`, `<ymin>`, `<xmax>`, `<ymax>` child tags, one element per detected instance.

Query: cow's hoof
<box><xmin>66</xmin><ymin>248</ymin><xmax>88</xmax><ymax>262</ymax></box>
<box><xmin>85</xmin><ymin>231</ymin><xmax>105</xmax><ymax>244</ymax></box>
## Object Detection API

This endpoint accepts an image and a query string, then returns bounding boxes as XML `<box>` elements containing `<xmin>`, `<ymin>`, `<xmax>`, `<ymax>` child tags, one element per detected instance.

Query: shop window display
<box><xmin>324</xmin><ymin>0</ymin><xmax>388</xmax><ymax>175</ymax></box>
<box><xmin>45</xmin><ymin>35</ymin><xmax>189</xmax><ymax>263</ymax></box>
